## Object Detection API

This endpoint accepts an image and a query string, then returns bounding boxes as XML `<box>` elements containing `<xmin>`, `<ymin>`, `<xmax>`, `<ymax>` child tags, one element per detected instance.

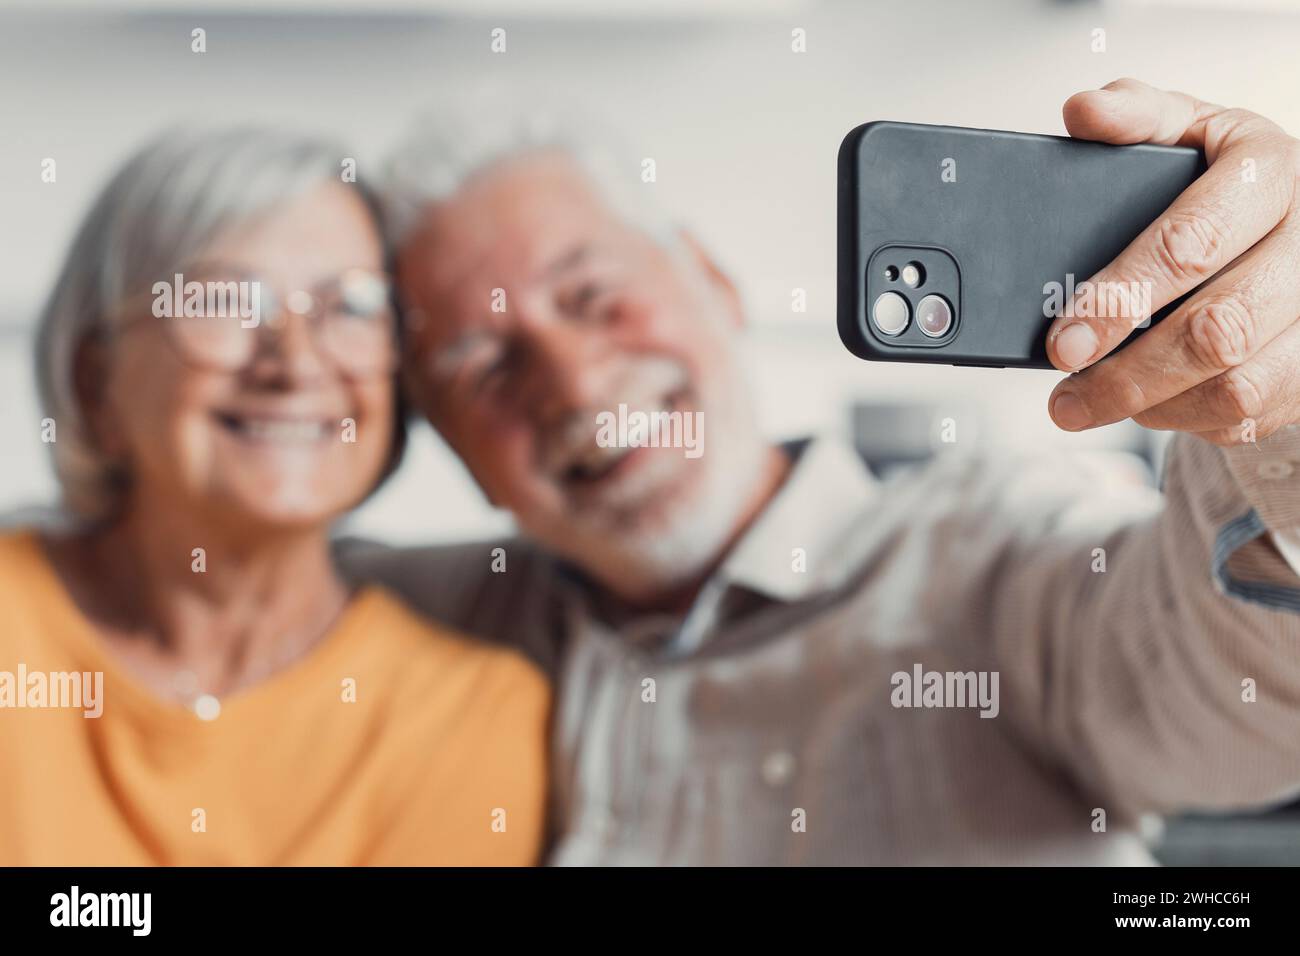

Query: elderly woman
<box><xmin>0</xmin><ymin>128</ymin><xmax>548</xmax><ymax>865</ymax></box>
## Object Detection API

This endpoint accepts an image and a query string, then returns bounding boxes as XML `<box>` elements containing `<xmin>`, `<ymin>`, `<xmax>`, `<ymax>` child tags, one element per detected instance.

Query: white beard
<box><xmin>534</xmin><ymin>414</ymin><xmax>772</xmax><ymax>600</ymax></box>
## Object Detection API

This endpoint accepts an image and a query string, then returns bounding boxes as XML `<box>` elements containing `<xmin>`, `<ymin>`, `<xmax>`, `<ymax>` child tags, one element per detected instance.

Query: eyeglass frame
<box><xmin>102</xmin><ymin>263</ymin><xmax>400</xmax><ymax>378</ymax></box>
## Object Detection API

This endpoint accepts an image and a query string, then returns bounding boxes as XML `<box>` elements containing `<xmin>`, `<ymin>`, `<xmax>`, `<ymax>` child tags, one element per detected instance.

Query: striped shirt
<box><xmin>339</xmin><ymin>427</ymin><xmax>1300</xmax><ymax>865</ymax></box>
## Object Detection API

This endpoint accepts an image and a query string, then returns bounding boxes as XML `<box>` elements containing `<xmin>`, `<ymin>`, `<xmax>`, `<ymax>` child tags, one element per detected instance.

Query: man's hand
<box><xmin>1046</xmin><ymin>78</ymin><xmax>1300</xmax><ymax>445</ymax></box>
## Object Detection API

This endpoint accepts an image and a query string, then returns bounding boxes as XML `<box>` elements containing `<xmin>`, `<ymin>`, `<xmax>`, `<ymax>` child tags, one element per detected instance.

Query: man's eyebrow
<box><xmin>429</xmin><ymin>332</ymin><xmax>496</xmax><ymax>378</ymax></box>
<box><xmin>423</xmin><ymin>245</ymin><xmax>598</xmax><ymax>378</ymax></box>
<box><xmin>538</xmin><ymin>243</ymin><xmax>592</xmax><ymax>280</ymax></box>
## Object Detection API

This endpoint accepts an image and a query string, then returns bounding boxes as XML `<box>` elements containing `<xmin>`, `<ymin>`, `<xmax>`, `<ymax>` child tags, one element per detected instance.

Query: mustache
<box><xmin>536</xmin><ymin>361</ymin><xmax>691</xmax><ymax>477</ymax></box>
<box><xmin>539</xmin><ymin>411</ymin><xmax>609</xmax><ymax>475</ymax></box>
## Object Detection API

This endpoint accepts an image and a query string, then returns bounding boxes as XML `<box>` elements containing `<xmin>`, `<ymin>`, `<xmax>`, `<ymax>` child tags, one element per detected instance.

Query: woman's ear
<box><xmin>675</xmin><ymin>229</ymin><xmax>745</xmax><ymax>330</ymax></box>
<box><xmin>72</xmin><ymin>334</ymin><xmax>124</xmax><ymax>457</ymax></box>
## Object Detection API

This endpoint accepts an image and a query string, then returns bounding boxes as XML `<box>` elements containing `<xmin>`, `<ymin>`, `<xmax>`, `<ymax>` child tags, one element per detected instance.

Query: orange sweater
<box><xmin>0</xmin><ymin>530</ymin><xmax>549</xmax><ymax>866</ymax></box>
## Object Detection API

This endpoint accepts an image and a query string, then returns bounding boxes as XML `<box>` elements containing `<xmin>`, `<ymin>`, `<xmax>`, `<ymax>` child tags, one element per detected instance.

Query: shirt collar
<box><xmin>554</xmin><ymin>435</ymin><xmax>878</xmax><ymax>644</ymax></box>
<box><xmin>713</xmin><ymin>435</ymin><xmax>878</xmax><ymax>602</ymax></box>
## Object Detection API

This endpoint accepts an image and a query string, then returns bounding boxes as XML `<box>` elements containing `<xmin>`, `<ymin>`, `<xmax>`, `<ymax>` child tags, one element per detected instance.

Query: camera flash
<box><xmin>901</xmin><ymin>263</ymin><xmax>924</xmax><ymax>288</ymax></box>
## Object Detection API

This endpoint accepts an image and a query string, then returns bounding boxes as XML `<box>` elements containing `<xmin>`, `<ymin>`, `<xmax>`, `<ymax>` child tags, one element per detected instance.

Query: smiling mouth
<box><xmin>564</xmin><ymin>440</ymin><xmax>642</xmax><ymax>485</ymax></box>
<box><xmin>560</xmin><ymin>389</ymin><xmax>690</xmax><ymax>488</ymax></box>
<box><xmin>214</xmin><ymin>413</ymin><xmax>333</xmax><ymax>444</ymax></box>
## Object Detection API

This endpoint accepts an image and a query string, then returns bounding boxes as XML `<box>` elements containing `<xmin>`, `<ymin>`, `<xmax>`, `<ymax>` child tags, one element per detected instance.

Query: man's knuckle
<box><xmin>1255</xmin><ymin>134</ymin><xmax>1300</xmax><ymax>203</ymax></box>
<box><xmin>1221</xmin><ymin>108</ymin><xmax>1270</xmax><ymax>136</ymax></box>
<box><xmin>1101</xmin><ymin>371</ymin><xmax>1150</xmax><ymax>419</ymax></box>
<box><xmin>1186</xmin><ymin>298</ymin><xmax>1253</xmax><ymax>369</ymax></box>
<box><xmin>1154</xmin><ymin>214</ymin><xmax>1226</xmax><ymax>282</ymax></box>
<box><xmin>1214</xmin><ymin>368</ymin><xmax>1264</xmax><ymax>422</ymax></box>
<box><xmin>1286</xmin><ymin>138</ymin><xmax>1300</xmax><ymax>191</ymax></box>
<box><xmin>1132</xmin><ymin>408</ymin><xmax>1165</xmax><ymax>430</ymax></box>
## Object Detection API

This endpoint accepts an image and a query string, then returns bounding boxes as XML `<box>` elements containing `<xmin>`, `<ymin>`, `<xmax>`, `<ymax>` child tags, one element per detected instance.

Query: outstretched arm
<box><xmin>996</xmin><ymin>80</ymin><xmax>1300</xmax><ymax>815</ymax></box>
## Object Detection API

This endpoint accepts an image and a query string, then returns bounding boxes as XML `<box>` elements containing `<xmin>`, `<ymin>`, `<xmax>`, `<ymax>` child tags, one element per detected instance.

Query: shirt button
<box><xmin>1257</xmin><ymin>460</ymin><xmax>1295</xmax><ymax>481</ymax></box>
<box><xmin>761</xmin><ymin>750</ymin><xmax>796</xmax><ymax>787</ymax></box>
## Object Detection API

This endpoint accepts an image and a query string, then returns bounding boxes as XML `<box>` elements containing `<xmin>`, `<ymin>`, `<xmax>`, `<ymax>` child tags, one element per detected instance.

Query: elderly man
<box><xmin>344</xmin><ymin>79</ymin><xmax>1300</xmax><ymax>865</ymax></box>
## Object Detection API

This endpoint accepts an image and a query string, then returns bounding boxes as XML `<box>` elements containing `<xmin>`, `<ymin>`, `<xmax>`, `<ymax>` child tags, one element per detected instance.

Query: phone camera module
<box><xmin>872</xmin><ymin>291</ymin><xmax>910</xmax><ymax>336</ymax></box>
<box><xmin>916</xmin><ymin>294</ymin><xmax>953</xmax><ymax>337</ymax></box>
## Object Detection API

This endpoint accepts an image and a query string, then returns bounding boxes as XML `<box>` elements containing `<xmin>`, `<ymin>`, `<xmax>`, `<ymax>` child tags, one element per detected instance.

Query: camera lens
<box><xmin>871</xmin><ymin>291</ymin><xmax>910</xmax><ymax>336</ymax></box>
<box><xmin>915</xmin><ymin>294</ymin><xmax>953</xmax><ymax>337</ymax></box>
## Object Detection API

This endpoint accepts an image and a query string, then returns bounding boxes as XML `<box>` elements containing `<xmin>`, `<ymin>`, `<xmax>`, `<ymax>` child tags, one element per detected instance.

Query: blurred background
<box><xmin>3</xmin><ymin>0</ymin><xmax>1300</xmax><ymax>862</ymax></box>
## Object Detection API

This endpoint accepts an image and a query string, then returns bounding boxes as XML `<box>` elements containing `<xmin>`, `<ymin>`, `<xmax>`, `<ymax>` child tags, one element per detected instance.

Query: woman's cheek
<box><xmin>347</xmin><ymin>380</ymin><xmax>396</xmax><ymax>487</ymax></box>
<box><xmin>105</xmin><ymin>359</ymin><xmax>193</xmax><ymax>471</ymax></box>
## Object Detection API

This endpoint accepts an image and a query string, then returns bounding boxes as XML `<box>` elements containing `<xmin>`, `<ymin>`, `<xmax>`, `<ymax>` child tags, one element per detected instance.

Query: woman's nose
<box><xmin>247</xmin><ymin>302</ymin><xmax>330</xmax><ymax>383</ymax></box>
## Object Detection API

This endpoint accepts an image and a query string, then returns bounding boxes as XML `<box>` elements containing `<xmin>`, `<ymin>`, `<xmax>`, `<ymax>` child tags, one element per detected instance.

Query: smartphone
<box><xmin>837</xmin><ymin>122</ymin><xmax>1206</xmax><ymax>368</ymax></box>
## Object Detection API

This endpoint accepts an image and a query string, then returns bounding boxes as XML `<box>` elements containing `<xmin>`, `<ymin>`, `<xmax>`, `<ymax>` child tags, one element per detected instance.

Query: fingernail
<box><xmin>1051</xmin><ymin>391</ymin><xmax>1091</xmax><ymax>431</ymax></box>
<box><xmin>1053</xmin><ymin>322</ymin><xmax>1099</xmax><ymax>370</ymax></box>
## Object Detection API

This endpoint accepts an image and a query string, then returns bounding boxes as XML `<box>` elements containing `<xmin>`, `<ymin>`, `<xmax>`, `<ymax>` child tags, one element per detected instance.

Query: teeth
<box><xmin>568</xmin><ymin>398</ymin><xmax>678</xmax><ymax>478</ymax></box>
<box><xmin>579</xmin><ymin>442</ymin><xmax>631</xmax><ymax>471</ymax></box>
<box><xmin>236</xmin><ymin>419</ymin><xmax>328</xmax><ymax>443</ymax></box>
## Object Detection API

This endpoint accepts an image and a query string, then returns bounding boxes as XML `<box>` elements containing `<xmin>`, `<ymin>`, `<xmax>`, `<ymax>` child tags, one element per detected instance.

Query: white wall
<box><xmin>4</xmin><ymin>0</ymin><xmax>1299</xmax><ymax>541</ymax></box>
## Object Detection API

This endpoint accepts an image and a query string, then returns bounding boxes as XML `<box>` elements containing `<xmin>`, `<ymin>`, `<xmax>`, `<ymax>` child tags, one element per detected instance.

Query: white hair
<box><xmin>35</xmin><ymin>125</ymin><xmax>374</xmax><ymax>521</ymax></box>
<box><xmin>382</xmin><ymin>97</ymin><xmax>677</xmax><ymax>246</ymax></box>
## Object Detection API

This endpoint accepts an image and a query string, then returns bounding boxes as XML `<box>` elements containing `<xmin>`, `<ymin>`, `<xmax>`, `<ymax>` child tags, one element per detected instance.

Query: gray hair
<box><xmin>35</xmin><ymin>125</ymin><xmax>379</xmax><ymax>521</ymax></box>
<box><xmin>382</xmin><ymin>98</ymin><xmax>677</xmax><ymax>247</ymax></box>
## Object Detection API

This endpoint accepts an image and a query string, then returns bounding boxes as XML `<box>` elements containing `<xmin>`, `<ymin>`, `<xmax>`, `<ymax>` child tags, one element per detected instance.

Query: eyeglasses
<box><xmin>114</xmin><ymin>267</ymin><xmax>397</xmax><ymax>377</ymax></box>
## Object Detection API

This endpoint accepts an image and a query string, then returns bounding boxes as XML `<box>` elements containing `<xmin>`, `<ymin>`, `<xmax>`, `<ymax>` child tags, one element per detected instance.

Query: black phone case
<box><xmin>837</xmin><ymin>121</ymin><xmax>1206</xmax><ymax>368</ymax></box>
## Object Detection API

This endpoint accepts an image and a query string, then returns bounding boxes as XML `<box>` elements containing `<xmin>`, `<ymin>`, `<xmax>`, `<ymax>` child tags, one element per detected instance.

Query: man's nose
<box><xmin>519</xmin><ymin>321</ymin><xmax>615</xmax><ymax>421</ymax></box>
